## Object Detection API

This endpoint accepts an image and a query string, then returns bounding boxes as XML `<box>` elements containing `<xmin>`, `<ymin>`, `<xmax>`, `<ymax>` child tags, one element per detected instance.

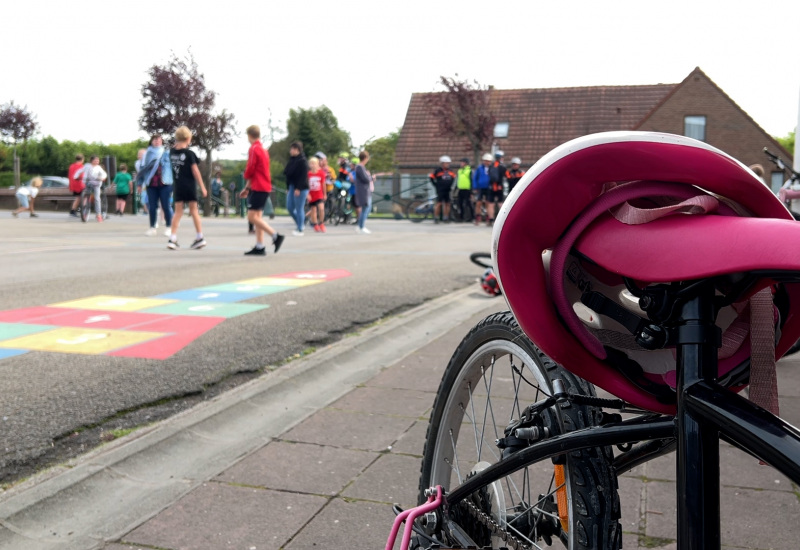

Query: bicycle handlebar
<box><xmin>764</xmin><ymin>147</ymin><xmax>800</xmax><ymax>180</ymax></box>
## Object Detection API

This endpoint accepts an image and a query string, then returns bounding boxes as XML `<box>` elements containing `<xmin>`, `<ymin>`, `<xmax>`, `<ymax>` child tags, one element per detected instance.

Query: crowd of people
<box><xmin>8</xmin><ymin>126</ymin><xmax>380</xmax><ymax>255</ymax></box>
<box><xmin>428</xmin><ymin>150</ymin><xmax>524</xmax><ymax>226</ymax></box>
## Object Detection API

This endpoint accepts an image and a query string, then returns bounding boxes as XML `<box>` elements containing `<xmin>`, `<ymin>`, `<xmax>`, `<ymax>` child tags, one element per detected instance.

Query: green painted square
<box><xmin>140</xmin><ymin>301</ymin><xmax>268</xmax><ymax>318</ymax></box>
<box><xmin>197</xmin><ymin>283</ymin><xmax>290</xmax><ymax>296</ymax></box>
<box><xmin>0</xmin><ymin>323</ymin><xmax>57</xmax><ymax>340</ymax></box>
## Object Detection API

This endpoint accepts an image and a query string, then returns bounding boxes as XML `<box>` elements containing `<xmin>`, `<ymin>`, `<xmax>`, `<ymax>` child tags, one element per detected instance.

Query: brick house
<box><xmin>395</xmin><ymin>67</ymin><xmax>792</xmax><ymax>194</ymax></box>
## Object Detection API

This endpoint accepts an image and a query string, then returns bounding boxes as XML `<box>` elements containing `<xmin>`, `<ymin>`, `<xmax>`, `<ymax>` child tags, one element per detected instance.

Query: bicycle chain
<box><xmin>456</xmin><ymin>498</ymin><xmax>531</xmax><ymax>550</ymax></box>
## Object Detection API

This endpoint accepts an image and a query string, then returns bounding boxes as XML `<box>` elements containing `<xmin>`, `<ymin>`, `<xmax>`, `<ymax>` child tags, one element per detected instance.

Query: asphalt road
<box><xmin>0</xmin><ymin>211</ymin><xmax>497</xmax><ymax>483</ymax></box>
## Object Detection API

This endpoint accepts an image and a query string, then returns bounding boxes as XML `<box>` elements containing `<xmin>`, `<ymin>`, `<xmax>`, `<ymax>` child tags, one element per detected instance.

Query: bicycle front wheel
<box><xmin>80</xmin><ymin>192</ymin><xmax>90</xmax><ymax>222</ymax></box>
<box><xmin>419</xmin><ymin>311</ymin><xmax>621</xmax><ymax>549</ymax></box>
<box><xmin>406</xmin><ymin>199</ymin><xmax>430</xmax><ymax>222</ymax></box>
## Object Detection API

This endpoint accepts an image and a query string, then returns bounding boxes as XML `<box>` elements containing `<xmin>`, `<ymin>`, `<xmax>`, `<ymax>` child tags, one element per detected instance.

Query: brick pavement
<box><xmin>4</xmin><ymin>292</ymin><xmax>800</xmax><ymax>550</ymax></box>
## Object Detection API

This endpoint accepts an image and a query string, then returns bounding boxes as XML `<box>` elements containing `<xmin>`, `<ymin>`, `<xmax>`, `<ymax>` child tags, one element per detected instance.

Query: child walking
<box><xmin>113</xmin><ymin>164</ymin><xmax>132</xmax><ymax>215</ymax></box>
<box><xmin>167</xmin><ymin>126</ymin><xmax>207</xmax><ymax>250</ymax></box>
<box><xmin>240</xmin><ymin>125</ymin><xmax>284</xmax><ymax>256</ymax></box>
<box><xmin>12</xmin><ymin>176</ymin><xmax>43</xmax><ymax>217</ymax></box>
<box><xmin>307</xmin><ymin>156</ymin><xmax>327</xmax><ymax>232</ymax></box>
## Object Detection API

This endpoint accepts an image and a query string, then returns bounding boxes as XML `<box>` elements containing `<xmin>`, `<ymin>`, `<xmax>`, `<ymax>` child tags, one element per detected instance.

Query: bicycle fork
<box><xmin>675</xmin><ymin>281</ymin><xmax>720</xmax><ymax>549</ymax></box>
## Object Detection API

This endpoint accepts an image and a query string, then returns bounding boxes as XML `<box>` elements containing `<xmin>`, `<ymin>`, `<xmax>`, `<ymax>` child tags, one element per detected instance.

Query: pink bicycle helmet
<box><xmin>493</xmin><ymin>131</ymin><xmax>800</xmax><ymax>414</ymax></box>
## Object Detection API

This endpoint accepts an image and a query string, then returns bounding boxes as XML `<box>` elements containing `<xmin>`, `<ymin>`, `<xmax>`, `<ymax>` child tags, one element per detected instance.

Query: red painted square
<box><xmin>274</xmin><ymin>269</ymin><xmax>352</xmax><ymax>281</ymax></box>
<box><xmin>0</xmin><ymin>307</ymin><xmax>70</xmax><ymax>323</ymax></box>
<box><xmin>107</xmin><ymin>315</ymin><xmax>224</xmax><ymax>360</ymax></box>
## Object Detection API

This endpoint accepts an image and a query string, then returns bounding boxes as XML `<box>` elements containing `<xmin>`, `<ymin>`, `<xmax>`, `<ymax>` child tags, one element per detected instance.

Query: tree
<box><xmin>0</xmin><ymin>101</ymin><xmax>38</xmax><ymax>147</ymax></box>
<box><xmin>0</xmin><ymin>101</ymin><xmax>38</xmax><ymax>186</ymax></box>
<box><xmin>776</xmin><ymin>131</ymin><xmax>795</xmax><ymax>157</ymax></box>
<box><xmin>269</xmin><ymin>106</ymin><xmax>351</xmax><ymax>184</ymax></box>
<box><xmin>364</xmin><ymin>130</ymin><xmax>399</xmax><ymax>173</ymax></box>
<box><xmin>139</xmin><ymin>51</ymin><xmax>237</xmax><ymax>193</ymax></box>
<box><xmin>424</xmin><ymin>75</ymin><xmax>496</xmax><ymax>166</ymax></box>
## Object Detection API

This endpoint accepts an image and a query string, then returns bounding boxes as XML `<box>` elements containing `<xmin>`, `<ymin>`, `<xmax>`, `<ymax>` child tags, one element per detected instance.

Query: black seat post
<box><xmin>675</xmin><ymin>280</ymin><xmax>722</xmax><ymax>549</ymax></box>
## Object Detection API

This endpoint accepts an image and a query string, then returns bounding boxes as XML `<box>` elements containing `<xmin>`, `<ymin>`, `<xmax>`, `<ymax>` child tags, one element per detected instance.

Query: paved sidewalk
<box><xmin>2</xmin><ymin>286</ymin><xmax>800</xmax><ymax>549</ymax></box>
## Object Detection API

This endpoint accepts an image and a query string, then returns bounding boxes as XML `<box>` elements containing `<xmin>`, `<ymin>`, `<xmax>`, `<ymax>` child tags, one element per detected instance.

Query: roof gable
<box><xmin>396</xmin><ymin>83</ymin><xmax>676</xmax><ymax>169</ymax></box>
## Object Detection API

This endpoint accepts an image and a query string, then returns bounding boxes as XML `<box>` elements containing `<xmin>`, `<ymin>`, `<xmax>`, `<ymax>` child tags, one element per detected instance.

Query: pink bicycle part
<box><xmin>385</xmin><ymin>485</ymin><xmax>443</xmax><ymax>550</ymax></box>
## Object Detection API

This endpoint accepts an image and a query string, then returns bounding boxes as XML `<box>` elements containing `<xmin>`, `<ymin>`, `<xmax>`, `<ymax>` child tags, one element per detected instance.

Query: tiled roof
<box><xmin>396</xmin><ymin>83</ymin><xmax>677</xmax><ymax>170</ymax></box>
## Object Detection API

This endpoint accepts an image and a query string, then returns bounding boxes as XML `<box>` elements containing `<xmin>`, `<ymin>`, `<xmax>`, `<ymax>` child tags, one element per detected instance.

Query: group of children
<box><xmin>12</xmin><ymin>125</ymin><xmax>286</xmax><ymax>259</ymax></box>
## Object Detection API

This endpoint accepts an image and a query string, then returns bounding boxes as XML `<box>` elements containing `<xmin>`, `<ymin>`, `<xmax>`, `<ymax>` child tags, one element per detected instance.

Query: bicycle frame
<box><xmin>419</xmin><ymin>278</ymin><xmax>800</xmax><ymax>550</ymax></box>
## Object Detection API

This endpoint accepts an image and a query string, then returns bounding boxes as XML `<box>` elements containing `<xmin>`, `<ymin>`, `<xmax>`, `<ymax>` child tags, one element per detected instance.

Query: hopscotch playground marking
<box><xmin>0</xmin><ymin>270</ymin><xmax>351</xmax><ymax>361</ymax></box>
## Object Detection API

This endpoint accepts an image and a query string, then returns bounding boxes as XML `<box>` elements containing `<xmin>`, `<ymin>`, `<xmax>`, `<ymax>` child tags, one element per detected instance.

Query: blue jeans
<box><xmin>147</xmin><ymin>185</ymin><xmax>173</xmax><ymax>228</ymax></box>
<box><xmin>358</xmin><ymin>194</ymin><xmax>372</xmax><ymax>229</ymax></box>
<box><xmin>286</xmin><ymin>185</ymin><xmax>309</xmax><ymax>231</ymax></box>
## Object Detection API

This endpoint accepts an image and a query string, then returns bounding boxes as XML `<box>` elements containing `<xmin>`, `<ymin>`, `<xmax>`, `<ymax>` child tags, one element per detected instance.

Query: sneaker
<box><xmin>292</xmin><ymin>230</ymin><xmax>304</xmax><ymax>236</ymax></box>
<box><xmin>69</xmin><ymin>210</ymin><xmax>79</xmax><ymax>218</ymax></box>
<box><xmin>30</xmin><ymin>213</ymin><xmax>39</xmax><ymax>218</ymax></box>
<box><xmin>273</xmin><ymin>233</ymin><xmax>285</xmax><ymax>253</ymax></box>
<box><xmin>12</xmin><ymin>212</ymin><xmax>18</xmax><ymax>218</ymax></box>
<box><xmin>190</xmin><ymin>238</ymin><xmax>207</xmax><ymax>250</ymax></box>
<box><xmin>361</xmin><ymin>227</ymin><xmax>372</xmax><ymax>234</ymax></box>
<box><xmin>167</xmin><ymin>240</ymin><xmax>180</xmax><ymax>250</ymax></box>
<box><xmin>313</xmin><ymin>224</ymin><xmax>320</xmax><ymax>232</ymax></box>
<box><xmin>96</xmin><ymin>215</ymin><xmax>103</xmax><ymax>223</ymax></box>
<box><xmin>319</xmin><ymin>223</ymin><xmax>326</xmax><ymax>233</ymax></box>
<box><xmin>244</xmin><ymin>246</ymin><xmax>266</xmax><ymax>256</ymax></box>
<box><xmin>145</xmin><ymin>228</ymin><xmax>157</xmax><ymax>236</ymax></box>
<box><xmin>163</xmin><ymin>229</ymin><xmax>171</xmax><ymax>237</ymax></box>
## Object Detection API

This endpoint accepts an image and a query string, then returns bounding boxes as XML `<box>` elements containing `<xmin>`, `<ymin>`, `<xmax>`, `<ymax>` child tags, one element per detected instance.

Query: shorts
<box><xmin>489</xmin><ymin>188</ymin><xmax>504</xmax><ymax>203</ymax></box>
<box><xmin>73</xmin><ymin>191</ymin><xmax>82</xmax><ymax>196</ymax></box>
<box><xmin>173</xmin><ymin>182</ymin><xmax>198</xmax><ymax>203</ymax></box>
<box><xmin>15</xmin><ymin>193</ymin><xmax>29</xmax><ymax>208</ymax></box>
<box><xmin>435</xmin><ymin>183</ymin><xmax>452</xmax><ymax>203</ymax></box>
<box><xmin>309</xmin><ymin>198</ymin><xmax>324</xmax><ymax>207</ymax></box>
<box><xmin>475</xmin><ymin>188</ymin><xmax>490</xmax><ymax>201</ymax></box>
<box><xmin>247</xmin><ymin>190</ymin><xmax>270</xmax><ymax>211</ymax></box>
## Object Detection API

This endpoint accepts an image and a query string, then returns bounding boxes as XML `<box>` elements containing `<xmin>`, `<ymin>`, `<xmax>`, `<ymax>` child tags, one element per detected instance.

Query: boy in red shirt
<box><xmin>68</xmin><ymin>153</ymin><xmax>85</xmax><ymax>217</ymax></box>
<box><xmin>307</xmin><ymin>156</ymin><xmax>327</xmax><ymax>232</ymax></box>
<box><xmin>239</xmin><ymin>125</ymin><xmax>285</xmax><ymax>256</ymax></box>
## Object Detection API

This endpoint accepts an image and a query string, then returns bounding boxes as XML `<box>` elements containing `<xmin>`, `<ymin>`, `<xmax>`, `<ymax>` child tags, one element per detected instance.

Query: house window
<box><xmin>494</xmin><ymin>122</ymin><xmax>509</xmax><ymax>138</ymax></box>
<box><xmin>771</xmin><ymin>171</ymin><xmax>786</xmax><ymax>194</ymax></box>
<box><xmin>684</xmin><ymin>115</ymin><xmax>706</xmax><ymax>141</ymax></box>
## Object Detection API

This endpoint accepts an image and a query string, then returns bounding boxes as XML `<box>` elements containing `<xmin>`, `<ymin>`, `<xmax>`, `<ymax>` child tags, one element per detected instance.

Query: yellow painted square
<box><xmin>237</xmin><ymin>277</ymin><xmax>322</xmax><ymax>287</ymax></box>
<box><xmin>50</xmin><ymin>295</ymin><xmax>177</xmax><ymax>312</ymax></box>
<box><xmin>0</xmin><ymin>327</ymin><xmax>165</xmax><ymax>355</ymax></box>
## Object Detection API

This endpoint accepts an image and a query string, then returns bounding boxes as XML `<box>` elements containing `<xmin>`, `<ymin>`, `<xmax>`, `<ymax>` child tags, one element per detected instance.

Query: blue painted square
<box><xmin>0</xmin><ymin>349</ymin><xmax>28</xmax><ymax>360</ymax></box>
<box><xmin>153</xmin><ymin>290</ymin><xmax>263</xmax><ymax>303</ymax></box>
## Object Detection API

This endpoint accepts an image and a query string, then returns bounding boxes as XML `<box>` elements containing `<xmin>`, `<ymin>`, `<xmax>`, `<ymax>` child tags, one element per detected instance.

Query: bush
<box><xmin>0</xmin><ymin>172</ymin><xmax>30</xmax><ymax>188</ymax></box>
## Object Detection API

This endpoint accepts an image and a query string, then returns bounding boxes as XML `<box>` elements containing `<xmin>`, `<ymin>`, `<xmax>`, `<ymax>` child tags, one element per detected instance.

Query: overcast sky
<box><xmin>3</xmin><ymin>0</ymin><xmax>799</xmax><ymax>160</ymax></box>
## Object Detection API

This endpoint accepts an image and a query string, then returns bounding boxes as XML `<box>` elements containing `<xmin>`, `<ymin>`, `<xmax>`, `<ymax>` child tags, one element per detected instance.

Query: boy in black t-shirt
<box><xmin>167</xmin><ymin>126</ymin><xmax>208</xmax><ymax>250</ymax></box>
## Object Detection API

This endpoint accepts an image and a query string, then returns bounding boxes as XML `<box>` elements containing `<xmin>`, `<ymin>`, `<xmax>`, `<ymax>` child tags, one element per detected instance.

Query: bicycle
<box><xmin>327</xmin><ymin>181</ymin><xmax>354</xmax><ymax>225</ymax></box>
<box><xmin>406</xmin><ymin>186</ymin><xmax>463</xmax><ymax>223</ymax></box>
<box><xmin>78</xmin><ymin>184</ymin><xmax>108</xmax><ymax>222</ymax></box>
<box><xmin>764</xmin><ymin>147</ymin><xmax>800</xmax><ymax>220</ymax></box>
<box><xmin>388</xmin><ymin>132</ymin><xmax>800</xmax><ymax>550</ymax></box>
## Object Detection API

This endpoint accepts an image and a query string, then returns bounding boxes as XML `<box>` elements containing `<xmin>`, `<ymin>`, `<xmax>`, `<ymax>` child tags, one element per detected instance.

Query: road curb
<box><xmin>0</xmin><ymin>285</ymin><xmax>499</xmax><ymax>549</ymax></box>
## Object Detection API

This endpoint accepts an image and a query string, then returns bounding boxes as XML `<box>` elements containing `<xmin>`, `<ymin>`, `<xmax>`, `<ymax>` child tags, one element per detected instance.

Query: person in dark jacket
<box><xmin>284</xmin><ymin>141</ymin><xmax>309</xmax><ymax>236</ymax></box>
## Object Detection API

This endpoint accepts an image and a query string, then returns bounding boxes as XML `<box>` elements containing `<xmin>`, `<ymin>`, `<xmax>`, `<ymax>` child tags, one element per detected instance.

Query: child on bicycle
<box><xmin>12</xmin><ymin>176</ymin><xmax>42</xmax><ymax>218</ymax></box>
<box><xmin>77</xmin><ymin>156</ymin><xmax>107</xmax><ymax>222</ymax></box>
<box><xmin>167</xmin><ymin>126</ymin><xmax>207</xmax><ymax>250</ymax></box>
<box><xmin>307</xmin><ymin>156</ymin><xmax>327</xmax><ymax>232</ymax></box>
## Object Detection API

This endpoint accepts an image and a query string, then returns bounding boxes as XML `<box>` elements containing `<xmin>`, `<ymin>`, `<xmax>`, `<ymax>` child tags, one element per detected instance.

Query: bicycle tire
<box><xmin>469</xmin><ymin>252</ymin><xmax>493</xmax><ymax>270</ymax></box>
<box><xmin>419</xmin><ymin>311</ymin><xmax>621</xmax><ymax>550</ymax></box>
<box><xmin>80</xmin><ymin>192</ymin><xmax>90</xmax><ymax>222</ymax></box>
<box><xmin>406</xmin><ymin>199</ymin><xmax>430</xmax><ymax>223</ymax></box>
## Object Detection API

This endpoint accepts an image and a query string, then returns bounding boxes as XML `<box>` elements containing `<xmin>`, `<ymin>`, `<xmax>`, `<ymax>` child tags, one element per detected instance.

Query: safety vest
<box><xmin>457</xmin><ymin>166</ymin><xmax>472</xmax><ymax>190</ymax></box>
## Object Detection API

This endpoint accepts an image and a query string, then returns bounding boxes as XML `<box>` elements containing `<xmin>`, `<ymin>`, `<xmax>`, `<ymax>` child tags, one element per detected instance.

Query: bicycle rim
<box><xmin>407</xmin><ymin>200</ymin><xmax>430</xmax><ymax>222</ymax></box>
<box><xmin>419</xmin><ymin>312</ymin><xmax>620</xmax><ymax>549</ymax></box>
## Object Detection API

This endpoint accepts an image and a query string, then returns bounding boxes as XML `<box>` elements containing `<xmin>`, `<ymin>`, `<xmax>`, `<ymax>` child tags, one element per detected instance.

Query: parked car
<box><xmin>10</xmin><ymin>176</ymin><xmax>70</xmax><ymax>190</ymax></box>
